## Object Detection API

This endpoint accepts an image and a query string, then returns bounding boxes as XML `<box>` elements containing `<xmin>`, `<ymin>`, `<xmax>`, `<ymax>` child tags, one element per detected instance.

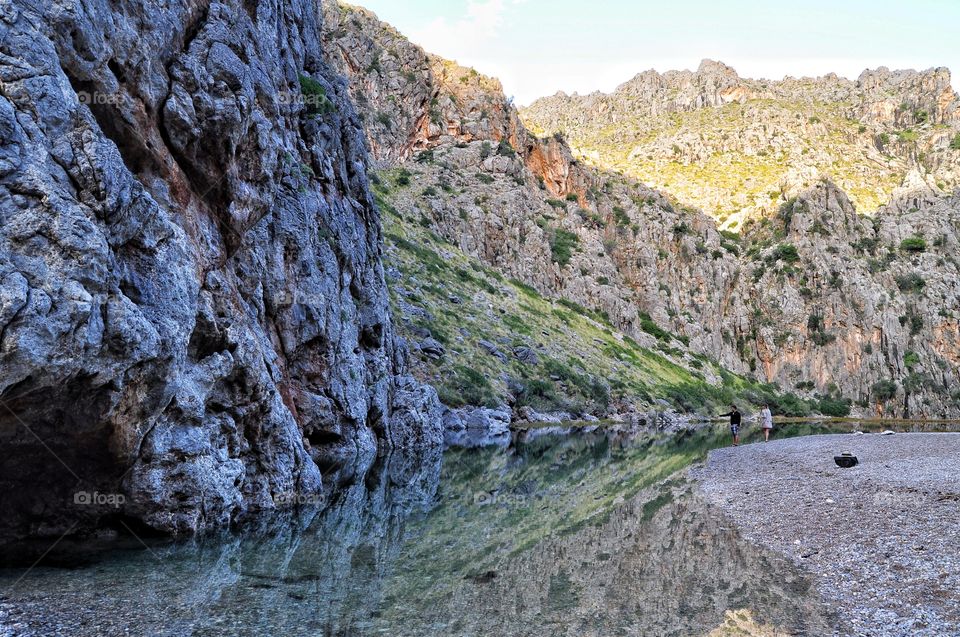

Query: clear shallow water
<box><xmin>1</xmin><ymin>421</ymin><xmax>956</xmax><ymax>636</ymax></box>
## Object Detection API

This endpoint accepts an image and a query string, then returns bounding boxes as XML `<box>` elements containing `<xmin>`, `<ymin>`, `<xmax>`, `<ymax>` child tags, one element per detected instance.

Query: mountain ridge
<box><xmin>321</xmin><ymin>2</ymin><xmax>960</xmax><ymax>419</ymax></box>
<box><xmin>521</xmin><ymin>58</ymin><xmax>960</xmax><ymax>228</ymax></box>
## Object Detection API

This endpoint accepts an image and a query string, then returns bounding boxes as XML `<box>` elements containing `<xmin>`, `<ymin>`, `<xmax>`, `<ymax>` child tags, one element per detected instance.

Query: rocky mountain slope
<box><xmin>0</xmin><ymin>0</ymin><xmax>441</xmax><ymax>547</ymax></box>
<box><xmin>374</xmin><ymin>168</ymin><xmax>789</xmax><ymax>434</ymax></box>
<box><xmin>322</xmin><ymin>2</ymin><xmax>960</xmax><ymax>419</ymax></box>
<box><xmin>521</xmin><ymin>60</ymin><xmax>960</xmax><ymax>229</ymax></box>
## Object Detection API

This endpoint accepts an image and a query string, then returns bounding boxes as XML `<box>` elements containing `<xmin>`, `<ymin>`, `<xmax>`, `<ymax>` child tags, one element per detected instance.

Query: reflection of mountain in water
<box><xmin>381</xmin><ymin>430</ymin><xmax>833</xmax><ymax>636</ymax></box>
<box><xmin>386</xmin><ymin>483</ymin><xmax>831</xmax><ymax>636</ymax></box>
<box><xmin>0</xmin><ymin>431</ymin><xmax>833</xmax><ymax>636</ymax></box>
<box><xmin>0</xmin><ymin>448</ymin><xmax>442</xmax><ymax>636</ymax></box>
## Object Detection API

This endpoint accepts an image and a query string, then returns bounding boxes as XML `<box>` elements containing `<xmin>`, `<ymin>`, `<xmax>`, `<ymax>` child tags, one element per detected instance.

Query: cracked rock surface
<box><xmin>0</xmin><ymin>0</ymin><xmax>441</xmax><ymax>545</ymax></box>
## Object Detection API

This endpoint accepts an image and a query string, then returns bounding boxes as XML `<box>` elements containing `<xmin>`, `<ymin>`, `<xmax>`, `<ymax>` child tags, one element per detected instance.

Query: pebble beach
<box><xmin>695</xmin><ymin>432</ymin><xmax>960</xmax><ymax>637</ymax></box>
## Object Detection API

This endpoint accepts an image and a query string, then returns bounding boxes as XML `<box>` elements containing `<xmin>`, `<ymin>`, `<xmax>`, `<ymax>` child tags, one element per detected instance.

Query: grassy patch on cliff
<box><xmin>522</xmin><ymin>98</ymin><xmax>908</xmax><ymax>223</ymax></box>
<box><xmin>373</xmin><ymin>167</ymin><xmax>793</xmax><ymax>416</ymax></box>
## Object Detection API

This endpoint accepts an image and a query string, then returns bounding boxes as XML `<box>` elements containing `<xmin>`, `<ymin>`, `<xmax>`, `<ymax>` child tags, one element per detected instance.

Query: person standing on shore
<box><xmin>760</xmin><ymin>403</ymin><xmax>773</xmax><ymax>442</ymax></box>
<box><xmin>719</xmin><ymin>405</ymin><xmax>742</xmax><ymax>446</ymax></box>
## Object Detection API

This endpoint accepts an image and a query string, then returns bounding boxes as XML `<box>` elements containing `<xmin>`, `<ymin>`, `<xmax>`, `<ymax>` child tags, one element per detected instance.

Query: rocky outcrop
<box><xmin>574</xmin><ymin>59</ymin><xmax>753</xmax><ymax>118</ymax></box>
<box><xmin>856</xmin><ymin>66</ymin><xmax>959</xmax><ymax>126</ymax></box>
<box><xmin>320</xmin><ymin>1</ymin><xmax>520</xmax><ymax>163</ymax></box>
<box><xmin>442</xmin><ymin>406</ymin><xmax>512</xmax><ymax>448</ymax></box>
<box><xmin>0</xmin><ymin>0</ymin><xmax>441</xmax><ymax>545</ymax></box>
<box><xmin>742</xmin><ymin>181</ymin><xmax>960</xmax><ymax>416</ymax></box>
<box><xmin>521</xmin><ymin>60</ymin><xmax>960</xmax><ymax>227</ymax></box>
<box><xmin>323</xmin><ymin>6</ymin><xmax>960</xmax><ymax>418</ymax></box>
<box><xmin>541</xmin><ymin>59</ymin><xmax>959</xmax><ymax>127</ymax></box>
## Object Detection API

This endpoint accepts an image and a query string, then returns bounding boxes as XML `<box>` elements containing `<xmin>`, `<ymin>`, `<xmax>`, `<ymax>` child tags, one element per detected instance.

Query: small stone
<box><xmin>420</xmin><ymin>337</ymin><xmax>446</xmax><ymax>359</ymax></box>
<box><xmin>478</xmin><ymin>339</ymin><xmax>507</xmax><ymax>361</ymax></box>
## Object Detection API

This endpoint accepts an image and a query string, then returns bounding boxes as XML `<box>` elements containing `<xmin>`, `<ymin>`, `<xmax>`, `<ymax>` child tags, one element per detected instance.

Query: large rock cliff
<box><xmin>321</xmin><ymin>3</ymin><xmax>960</xmax><ymax>418</ymax></box>
<box><xmin>521</xmin><ymin>60</ymin><xmax>960</xmax><ymax>229</ymax></box>
<box><xmin>320</xmin><ymin>1</ymin><xmax>522</xmax><ymax>163</ymax></box>
<box><xmin>0</xmin><ymin>0</ymin><xmax>441</xmax><ymax>546</ymax></box>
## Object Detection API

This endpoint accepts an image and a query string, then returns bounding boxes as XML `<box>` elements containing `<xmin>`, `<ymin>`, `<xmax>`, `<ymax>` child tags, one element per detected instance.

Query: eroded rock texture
<box><xmin>321</xmin><ymin>2</ymin><xmax>960</xmax><ymax>418</ymax></box>
<box><xmin>319</xmin><ymin>0</ymin><xmax>523</xmax><ymax>164</ymax></box>
<box><xmin>522</xmin><ymin>60</ymin><xmax>960</xmax><ymax>225</ymax></box>
<box><xmin>0</xmin><ymin>0</ymin><xmax>441</xmax><ymax>544</ymax></box>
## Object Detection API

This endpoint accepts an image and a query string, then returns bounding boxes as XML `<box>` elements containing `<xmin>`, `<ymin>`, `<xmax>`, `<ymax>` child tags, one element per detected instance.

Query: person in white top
<box><xmin>760</xmin><ymin>403</ymin><xmax>773</xmax><ymax>442</ymax></box>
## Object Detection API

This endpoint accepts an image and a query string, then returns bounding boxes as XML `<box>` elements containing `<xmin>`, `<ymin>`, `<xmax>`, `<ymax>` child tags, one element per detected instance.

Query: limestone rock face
<box><xmin>521</xmin><ymin>61</ymin><xmax>960</xmax><ymax>228</ymax></box>
<box><xmin>602</xmin><ymin>59</ymin><xmax>751</xmax><ymax>116</ymax></box>
<box><xmin>0</xmin><ymin>0</ymin><xmax>441</xmax><ymax>544</ymax></box>
<box><xmin>856</xmin><ymin>66</ymin><xmax>959</xmax><ymax>126</ymax></box>
<box><xmin>319</xmin><ymin>0</ymin><xmax>434</xmax><ymax>162</ymax></box>
<box><xmin>743</xmin><ymin>181</ymin><xmax>960</xmax><ymax>417</ymax></box>
<box><xmin>323</xmin><ymin>6</ymin><xmax>960</xmax><ymax>418</ymax></box>
<box><xmin>320</xmin><ymin>1</ymin><xmax>520</xmax><ymax>163</ymax></box>
<box><xmin>443</xmin><ymin>406</ymin><xmax>512</xmax><ymax>448</ymax></box>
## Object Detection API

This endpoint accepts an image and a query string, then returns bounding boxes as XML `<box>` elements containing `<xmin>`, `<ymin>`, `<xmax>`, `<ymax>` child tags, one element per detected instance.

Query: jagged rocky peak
<box><xmin>321</xmin><ymin>0</ymin><xmax>519</xmax><ymax>162</ymax></box>
<box><xmin>556</xmin><ymin>59</ymin><xmax>752</xmax><ymax>118</ymax></box>
<box><xmin>522</xmin><ymin>59</ymin><xmax>960</xmax><ymax>226</ymax></box>
<box><xmin>321</xmin><ymin>0</ymin><xmax>593</xmax><ymax>202</ymax></box>
<box><xmin>529</xmin><ymin>60</ymin><xmax>960</xmax><ymax>124</ymax></box>
<box><xmin>523</xmin><ymin>60</ymin><xmax>744</xmax><ymax>113</ymax></box>
<box><xmin>0</xmin><ymin>0</ymin><xmax>441</xmax><ymax>547</ymax></box>
<box><xmin>856</xmin><ymin>66</ymin><xmax>959</xmax><ymax>126</ymax></box>
<box><xmin>321</xmin><ymin>0</ymin><xmax>434</xmax><ymax>161</ymax></box>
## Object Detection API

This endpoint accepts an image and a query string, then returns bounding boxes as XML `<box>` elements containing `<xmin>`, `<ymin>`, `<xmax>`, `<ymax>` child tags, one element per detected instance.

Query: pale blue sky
<box><xmin>354</xmin><ymin>0</ymin><xmax>960</xmax><ymax>105</ymax></box>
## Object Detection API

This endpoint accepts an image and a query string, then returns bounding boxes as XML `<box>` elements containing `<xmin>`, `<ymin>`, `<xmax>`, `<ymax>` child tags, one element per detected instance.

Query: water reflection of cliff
<box><xmin>1</xmin><ymin>431</ymin><xmax>833</xmax><ymax>636</ymax></box>
<box><xmin>0</xmin><ymin>447</ymin><xmax>442</xmax><ymax>637</ymax></box>
<box><xmin>383</xmin><ymin>484</ymin><xmax>832</xmax><ymax>636</ymax></box>
<box><xmin>375</xmin><ymin>429</ymin><xmax>834</xmax><ymax>636</ymax></box>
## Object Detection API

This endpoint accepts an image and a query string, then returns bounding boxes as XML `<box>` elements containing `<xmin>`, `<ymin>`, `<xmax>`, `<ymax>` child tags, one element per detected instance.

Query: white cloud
<box><xmin>409</xmin><ymin>0</ymin><xmax>507</xmax><ymax>61</ymax></box>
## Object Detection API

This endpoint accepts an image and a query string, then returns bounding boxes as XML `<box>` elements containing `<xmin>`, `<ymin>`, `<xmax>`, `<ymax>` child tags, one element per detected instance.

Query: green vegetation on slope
<box><xmin>374</xmin><ymin>168</ymin><xmax>802</xmax><ymax>416</ymax></box>
<box><xmin>522</xmin><ymin>98</ymin><xmax>912</xmax><ymax>226</ymax></box>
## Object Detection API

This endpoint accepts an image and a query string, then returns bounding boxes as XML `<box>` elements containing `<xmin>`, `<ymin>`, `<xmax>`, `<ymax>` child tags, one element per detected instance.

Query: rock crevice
<box><xmin>0</xmin><ymin>0</ymin><xmax>441</xmax><ymax>545</ymax></box>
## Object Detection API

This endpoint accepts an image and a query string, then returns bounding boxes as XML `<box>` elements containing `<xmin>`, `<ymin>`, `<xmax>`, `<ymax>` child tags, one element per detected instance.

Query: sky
<box><xmin>355</xmin><ymin>0</ymin><xmax>960</xmax><ymax>106</ymax></box>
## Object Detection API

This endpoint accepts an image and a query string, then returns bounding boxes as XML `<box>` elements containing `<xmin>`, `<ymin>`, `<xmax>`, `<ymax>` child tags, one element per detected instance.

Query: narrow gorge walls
<box><xmin>0</xmin><ymin>0</ymin><xmax>441</xmax><ymax>545</ymax></box>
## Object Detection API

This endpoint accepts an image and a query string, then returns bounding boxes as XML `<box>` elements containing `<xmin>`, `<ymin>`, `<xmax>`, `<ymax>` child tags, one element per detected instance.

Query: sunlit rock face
<box><xmin>0</xmin><ymin>0</ymin><xmax>441</xmax><ymax>545</ymax></box>
<box><xmin>319</xmin><ymin>0</ymin><xmax>523</xmax><ymax>163</ymax></box>
<box><xmin>320</xmin><ymin>4</ymin><xmax>960</xmax><ymax>418</ymax></box>
<box><xmin>522</xmin><ymin>61</ymin><xmax>960</xmax><ymax>223</ymax></box>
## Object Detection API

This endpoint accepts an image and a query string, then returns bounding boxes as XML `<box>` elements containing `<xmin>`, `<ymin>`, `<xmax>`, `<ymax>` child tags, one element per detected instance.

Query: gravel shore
<box><xmin>694</xmin><ymin>432</ymin><xmax>960</xmax><ymax>637</ymax></box>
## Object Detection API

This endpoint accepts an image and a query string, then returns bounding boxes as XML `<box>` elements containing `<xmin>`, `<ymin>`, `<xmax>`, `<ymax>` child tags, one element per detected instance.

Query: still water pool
<box><xmin>2</xmin><ymin>421</ymin><xmax>952</xmax><ymax>636</ymax></box>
